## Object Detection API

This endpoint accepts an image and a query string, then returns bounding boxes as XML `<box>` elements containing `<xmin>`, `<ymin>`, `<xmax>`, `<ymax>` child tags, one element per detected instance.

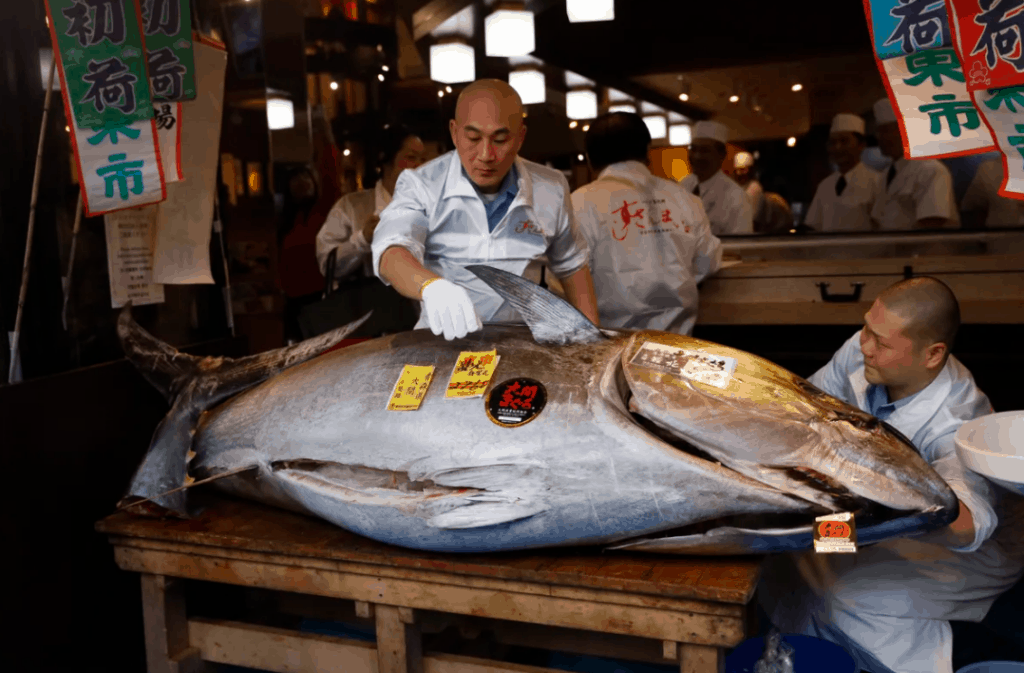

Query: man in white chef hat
<box><xmin>804</xmin><ymin>113</ymin><xmax>883</xmax><ymax>233</ymax></box>
<box><xmin>733</xmin><ymin>151</ymin><xmax>765</xmax><ymax>221</ymax></box>
<box><xmin>870</xmin><ymin>97</ymin><xmax>959</xmax><ymax>231</ymax></box>
<box><xmin>681</xmin><ymin>121</ymin><xmax>754</xmax><ymax>236</ymax></box>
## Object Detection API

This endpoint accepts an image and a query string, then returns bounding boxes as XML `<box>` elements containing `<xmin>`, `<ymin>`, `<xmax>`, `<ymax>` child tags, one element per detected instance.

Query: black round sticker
<box><xmin>486</xmin><ymin>378</ymin><xmax>547</xmax><ymax>427</ymax></box>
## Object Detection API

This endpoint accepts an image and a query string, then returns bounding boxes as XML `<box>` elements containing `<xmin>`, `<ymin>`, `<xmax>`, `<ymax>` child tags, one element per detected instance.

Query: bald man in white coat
<box><xmin>681</xmin><ymin>121</ymin><xmax>754</xmax><ymax>236</ymax></box>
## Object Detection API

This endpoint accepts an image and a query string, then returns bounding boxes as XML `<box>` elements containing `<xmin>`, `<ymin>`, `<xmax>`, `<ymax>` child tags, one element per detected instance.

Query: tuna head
<box><xmin>614</xmin><ymin>330</ymin><xmax>958</xmax><ymax>552</ymax></box>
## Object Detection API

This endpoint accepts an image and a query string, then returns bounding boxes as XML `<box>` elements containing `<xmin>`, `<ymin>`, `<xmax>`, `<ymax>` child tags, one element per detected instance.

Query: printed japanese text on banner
<box><xmin>154</xmin><ymin>102</ymin><xmax>183</xmax><ymax>182</ymax></box>
<box><xmin>140</xmin><ymin>0</ymin><xmax>196</xmax><ymax>101</ymax></box>
<box><xmin>881</xmin><ymin>47</ymin><xmax>995</xmax><ymax>156</ymax></box>
<box><xmin>71</xmin><ymin>106</ymin><xmax>166</xmax><ymax>214</ymax></box>
<box><xmin>869</xmin><ymin>0</ymin><xmax>954</xmax><ymax>59</ymax></box>
<box><xmin>971</xmin><ymin>86</ymin><xmax>1024</xmax><ymax>197</ymax></box>
<box><xmin>45</xmin><ymin>0</ymin><xmax>154</xmax><ymax>128</ymax></box>
<box><xmin>947</xmin><ymin>0</ymin><xmax>1024</xmax><ymax>92</ymax></box>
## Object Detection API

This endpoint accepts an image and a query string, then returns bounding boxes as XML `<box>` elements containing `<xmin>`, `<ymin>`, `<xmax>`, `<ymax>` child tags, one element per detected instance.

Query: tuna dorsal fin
<box><xmin>466</xmin><ymin>264</ymin><xmax>605</xmax><ymax>345</ymax></box>
<box><xmin>116</xmin><ymin>307</ymin><xmax>371</xmax><ymax>516</ymax></box>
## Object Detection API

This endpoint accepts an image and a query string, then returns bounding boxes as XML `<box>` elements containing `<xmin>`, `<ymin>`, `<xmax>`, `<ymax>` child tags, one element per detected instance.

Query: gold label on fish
<box><xmin>630</xmin><ymin>342</ymin><xmax>737</xmax><ymax>389</ymax></box>
<box><xmin>387</xmin><ymin>365</ymin><xmax>435</xmax><ymax>411</ymax></box>
<box><xmin>446</xmin><ymin>350</ymin><xmax>500</xmax><ymax>399</ymax></box>
<box><xmin>813</xmin><ymin>512</ymin><xmax>857</xmax><ymax>553</ymax></box>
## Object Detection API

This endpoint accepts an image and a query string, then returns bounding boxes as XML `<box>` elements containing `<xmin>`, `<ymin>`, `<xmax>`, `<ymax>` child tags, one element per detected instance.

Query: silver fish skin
<box><xmin>119</xmin><ymin>266</ymin><xmax>959</xmax><ymax>554</ymax></box>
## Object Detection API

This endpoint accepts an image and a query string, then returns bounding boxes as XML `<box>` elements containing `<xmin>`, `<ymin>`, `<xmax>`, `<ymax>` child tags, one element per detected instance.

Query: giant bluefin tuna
<box><xmin>116</xmin><ymin>266</ymin><xmax>959</xmax><ymax>555</ymax></box>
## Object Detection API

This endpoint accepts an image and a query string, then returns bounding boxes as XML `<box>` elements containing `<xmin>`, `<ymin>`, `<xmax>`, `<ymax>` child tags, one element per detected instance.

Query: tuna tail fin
<box><xmin>116</xmin><ymin>307</ymin><xmax>372</xmax><ymax>516</ymax></box>
<box><xmin>466</xmin><ymin>264</ymin><xmax>605</xmax><ymax>345</ymax></box>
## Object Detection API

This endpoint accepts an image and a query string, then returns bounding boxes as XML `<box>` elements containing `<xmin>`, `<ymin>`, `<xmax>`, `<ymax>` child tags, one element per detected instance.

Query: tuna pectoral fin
<box><xmin>608</xmin><ymin>525</ymin><xmax>815</xmax><ymax>556</ymax></box>
<box><xmin>466</xmin><ymin>264</ymin><xmax>605</xmax><ymax>345</ymax></box>
<box><xmin>426</xmin><ymin>498</ymin><xmax>548</xmax><ymax>530</ymax></box>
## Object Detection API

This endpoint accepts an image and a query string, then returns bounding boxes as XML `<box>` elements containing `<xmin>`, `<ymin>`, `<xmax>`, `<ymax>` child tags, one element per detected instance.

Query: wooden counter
<box><xmin>97</xmin><ymin>497</ymin><xmax>762</xmax><ymax>673</ymax></box>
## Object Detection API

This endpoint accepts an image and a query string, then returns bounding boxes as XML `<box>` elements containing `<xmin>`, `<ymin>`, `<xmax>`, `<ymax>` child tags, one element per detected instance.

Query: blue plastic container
<box><xmin>956</xmin><ymin>662</ymin><xmax>1024</xmax><ymax>673</ymax></box>
<box><xmin>724</xmin><ymin>634</ymin><xmax>856</xmax><ymax>673</ymax></box>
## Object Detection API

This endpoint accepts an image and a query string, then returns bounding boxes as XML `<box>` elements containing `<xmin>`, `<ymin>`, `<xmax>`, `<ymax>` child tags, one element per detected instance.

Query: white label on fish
<box><xmin>630</xmin><ymin>342</ymin><xmax>738</xmax><ymax>389</ymax></box>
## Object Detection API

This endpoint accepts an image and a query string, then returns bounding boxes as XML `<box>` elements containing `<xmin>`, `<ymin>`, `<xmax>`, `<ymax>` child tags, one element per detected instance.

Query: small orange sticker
<box><xmin>818</xmin><ymin>521</ymin><xmax>852</xmax><ymax>538</ymax></box>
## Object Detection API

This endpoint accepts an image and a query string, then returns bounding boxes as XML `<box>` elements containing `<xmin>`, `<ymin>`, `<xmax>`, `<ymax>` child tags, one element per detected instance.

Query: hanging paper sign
<box><xmin>140</xmin><ymin>0</ymin><xmax>197</xmax><ymax>101</ymax></box>
<box><xmin>154</xmin><ymin>101</ymin><xmax>183</xmax><ymax>182</ymax></box>
<box><xmin>867</xmin><ymin>0</ymin><xmax>953</xmax><ymax>59</ymax></box>
<box><xmin>44</xmin><ymin>0</ymin><xmax>155</xmax><ymax>129</ymax></box>
<box><xmin>947</xmin><ymin>0</ymin><xmax>1024</xmax><ymax>92</ymax></box>
<box><xmin>70</xmin><ymin>106</ymin><xmax>167</xmax><ymax>215</ymax></box>
<box><xmin>972</xmin><ymin>86</ymin><xmax>1024</xmax><ymax>198</ymax></box>
<box><xmin>104</xmin><ymin>205</ymin><xmax>165</xmax><ymax>308</ymax></box>
<box><xmin>879</xmin><ymin>47</ymin><xmax>996</xmax><ymax>157</ymax></box>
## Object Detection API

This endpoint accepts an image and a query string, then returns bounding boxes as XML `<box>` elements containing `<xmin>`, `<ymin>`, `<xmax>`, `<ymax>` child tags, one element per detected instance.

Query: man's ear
<box><xmin>925</xmin><ymin>342</ymin><xmax>947</xmax><ymax>370</ymax></box>
<box><xmin>449</xmin><ymin>119</ymin><xmax>458</xmax><ymax>147</ymax></box>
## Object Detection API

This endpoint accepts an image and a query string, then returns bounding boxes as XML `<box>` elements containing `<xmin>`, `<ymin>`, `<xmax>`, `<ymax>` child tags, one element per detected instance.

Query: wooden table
<box><xmin>97</xmin><ymin>497</ymin><xmax>763</xmax><ymax>673</ymax></box>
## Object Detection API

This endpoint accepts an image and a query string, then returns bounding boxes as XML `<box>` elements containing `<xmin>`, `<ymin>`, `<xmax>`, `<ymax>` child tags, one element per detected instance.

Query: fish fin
<box><xmin>466</xmin><ymin>264</ymin><xmax>605</xmax><ymax>345</ymax></box>
<box><xmin>427</xmin><ymin>499</ymin><xmax>549</xmax><ymax>529</ymax></box>
<box><xmin>608</xmin><ymin>525</ymin><xmax>815</xmax><ymax>555</ymax></box>
<box><xmin>117</xmin><ymin>306</ymin><xmax>371</xmax><ymax>514</ymax></box>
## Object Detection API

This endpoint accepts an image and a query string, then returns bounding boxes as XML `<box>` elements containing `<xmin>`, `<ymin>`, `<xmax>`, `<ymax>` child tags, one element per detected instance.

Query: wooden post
<box><xmin>140</xmin><ymin>574</ymin><xmax>205</xmax><ymax>673</ymax></box>
<box><xmin>663</xmin><ymin>640</ymin><xmax>678</xmax><ymax>660</ymax></box>
<box><xmin>376</xmin><ymin>604</ymin><xmax>424</xmax><ymax>673</ymax></box>
<box><xmin>679</xmin><ymin>643</ymin><xmax>724</xmax><ymax>673</ymax></box>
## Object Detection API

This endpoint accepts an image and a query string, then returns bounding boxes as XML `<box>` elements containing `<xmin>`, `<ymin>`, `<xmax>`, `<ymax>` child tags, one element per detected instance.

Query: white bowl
<box><xmin>955</xmin><ymin>411</ymin><xmax>1024</xmax><ymax>494</ymax></box>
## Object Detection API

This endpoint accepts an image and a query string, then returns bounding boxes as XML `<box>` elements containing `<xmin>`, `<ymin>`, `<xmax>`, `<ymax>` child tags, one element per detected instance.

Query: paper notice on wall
<box><xmin>104</xmin><ymin>205</ymin><xmax>165</xmax><ymax>308</ymax></box>
<box><xmin>154</xmin><ymin>102</ymin><xmax>183</xmax><ymax>182</ymax></box>
<box><xmin>151</xmin><ymin>37</ymin><xmax>226</xmax><ymax>284</ymax></box>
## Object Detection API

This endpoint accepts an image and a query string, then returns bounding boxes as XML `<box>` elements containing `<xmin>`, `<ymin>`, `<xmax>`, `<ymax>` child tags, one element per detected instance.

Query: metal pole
<box><xmin>213</xmin><ymin>195</ymin><xmax>235</xmax><ymax>337</ymax></box>
<box><xmin>62</xmin><ymin>188</ymin><xmax>84</xmax><ymax>331</ymax></box>
<box><xmin>8</xmin><ymin>53</ymin><xmax>57</xmax><ymax>384</ymax></box>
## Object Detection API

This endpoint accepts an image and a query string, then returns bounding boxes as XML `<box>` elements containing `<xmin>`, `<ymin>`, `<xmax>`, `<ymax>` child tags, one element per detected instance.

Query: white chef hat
<box><xmin>831</xmin><ymin>113</ymin><xmax>866</xmax><ymax>135</ymax></box>
<box><xmin>692</xmin><ymin>120</ymin><xmax>729</xmax><ymax>145</ymax></box>
<box><xmin>873</xmin><ymin>98</ymin><xmax>898</xmax><ymax>126</ymax></box>
<box><xmin>734</xmin><ymin>151</ymin><xmax>754</xmax><ymax>169</ymax></box>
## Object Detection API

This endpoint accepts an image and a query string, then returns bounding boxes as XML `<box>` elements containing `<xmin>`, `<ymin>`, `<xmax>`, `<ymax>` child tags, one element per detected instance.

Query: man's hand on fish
<box><xmin>421</xmin><ymin>278</ymin><xmax>483</xmax><ymax>340</ymax></box>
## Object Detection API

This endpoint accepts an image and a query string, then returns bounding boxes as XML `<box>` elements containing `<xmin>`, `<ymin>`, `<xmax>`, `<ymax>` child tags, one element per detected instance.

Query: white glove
<box><xmin>420</xmin><ymin>278</ymin><xmax>482</xmax><ymax>340</ymax></box>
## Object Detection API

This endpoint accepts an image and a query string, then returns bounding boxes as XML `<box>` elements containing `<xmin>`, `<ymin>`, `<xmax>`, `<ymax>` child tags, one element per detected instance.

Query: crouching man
<box><xmin>758</xmin><ymin>277</ymin><xmax>1024</xmax><ymax>673</ymax></box>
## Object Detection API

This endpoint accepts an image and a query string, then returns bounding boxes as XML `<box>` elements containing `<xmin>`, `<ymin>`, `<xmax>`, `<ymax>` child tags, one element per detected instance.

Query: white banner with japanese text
<box><xmin>104</xmin><ymin>205</ymin><xmax>165</xmax><ymax>307</ymax></box>
<box><xmin>69</xmin><ymin>108</ymin><xmax>167</xmax><ymax>216</ymax></box>
<box><xmin>972</xmin><ymin>86</ymin><xmax>1024</xmax><ymax>198</ymax></box>
<box><xmin>880</xmin><ymin>46</ymin><xmax>995</xmax><ymax>158</ymax></box>
<box><xmin>154</xmin><ymin>101</ymin><xmax>183</xmax><ymax>183</ymax></box>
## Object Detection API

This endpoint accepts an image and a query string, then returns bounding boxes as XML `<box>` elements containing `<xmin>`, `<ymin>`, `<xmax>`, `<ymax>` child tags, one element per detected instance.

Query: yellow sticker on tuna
<box><xmin>387</xmin><ymin>365</ymin><xmax>436</xmax><ymax>411</ymax></box>
<box><xmin>446</xmin><ymin>350</ymin><xmax>500</xmax><ymax>399</ymax></box>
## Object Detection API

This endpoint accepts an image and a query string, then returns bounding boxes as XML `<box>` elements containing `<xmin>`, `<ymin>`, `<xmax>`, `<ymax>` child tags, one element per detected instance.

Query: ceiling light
<box><xmin>679</xmin><ymin>93</ymin><xmax>689</xmax><ymax>102</ymax></box>
<box><xmin>267</xmin><ymin>98</ymin><xmax>294</xmax><ymax>130</ymax></box>
<box><xmin>446</xmin><ymin>85</ymin><xmax>452</xmax><ymax>93</ymax></box>
<box><xmin>565</xmin><ymin>71</ymin><xmax>596</xmax><ymax>88</ymax></box>
<box><xmin>607</xmin><ymin>87</ymin><xmax>631</xmax><ymax>102</ymax></box>
<box><xmin>669</xmin><ymin>124</ymin><xmax>691</xmax><ymax>146</ymax></box>
<box><xmin>430</xmin><ymin>42</ymin><xmax>475</xmax><ymax>84</ymax></box>
<box><xmin>729</xmin><ymin>95</ymin><xmax>739</xmax><ymax>103</ymax></box>
<box><xmin>485</xmin><ymin>8</ymin><xmax>535</xmax><ymax>57</ymax></box>
<box><xmin>329</xmin><ymin>81</ymin><xmax>338</xmax><ymax>90</ymax></box>
<box><xmin>509</xmin><ymin>69</ymin><xmax>546</xmax><ymax>105</ymax></box>
<box><xmin>567</xmin><ymin>0</ymin><xmax>614</xmax><ymax>22</ymax></box>
<box><xmin>65</xmin><ymin>125</ymin><xmax>70</xmax><ymax>132</ymax></box>
<box><xmin>569</xmin><ymin>120</ymin><xmax>578</xmax><ymax>129</ymax></box>
<box><xmin>643</xmin><ymin>115</ymin><xmax>667</xmax><ymax>140</ymax></box>
<box><xmin>667</xmin><ymin>111</ymin><xmax>687</xmax><ymax>123</ymax></box>
<box><xmin>438</xmin><ymin>90</ymin><xmax>445</xmax><ymax>97</ymax></box>
<box><xmin>378</xmin><ymin>74</ymin><xmax>384</xmax><ymax>81</ymax></box>
<box><xmin>578</xmin><ymin>154</ymin><xmax>585</xmax><ymax>161</ymax></box>
<box><xmin>343</xmin><ymin>149</ymin><xmax>351</xmax><ymax>157</ymax></box>
<box><xmin>787</xmin><ymin>136</ymin><xmax>797</xmax><ymax>147</ymax></box>
<box><xmin>381</xmin><ymin>65</ymin><xmax>389</xmax><ymax>72</ymax></box>
<box><xmin>791</xmin><ymin>83</ymin><xmax>803</xmax><ymax>92</ymax></box>
<box><xmin>583</xmin><ymin>124</ymin><xmax>590</xmax><ymax>132</ymax></box>
<box><xmin>608</xmin><ymin>104</ymin><xmax>636</xmax><ymax>114</ymax></box>
<box><xmin>566</xmin><ymin>89</ymin><xmax>598</xmax><ymax>120</ymax></box>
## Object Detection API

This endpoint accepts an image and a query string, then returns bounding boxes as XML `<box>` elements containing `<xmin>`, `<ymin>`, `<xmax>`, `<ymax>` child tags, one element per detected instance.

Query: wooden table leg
<box><xmin>376</xmin><ymin>604</ymin><xmax>424</xmax><ymax>673</ymax></box>
<box><xmin>140</xmin><ymin>574</ymin><xmax>204</xmax><ymax>673</ymax></box>
<box><xmin>679</xmin><ymin>643</ymin><xmax>724</xmax><ymax>673</ymax></box>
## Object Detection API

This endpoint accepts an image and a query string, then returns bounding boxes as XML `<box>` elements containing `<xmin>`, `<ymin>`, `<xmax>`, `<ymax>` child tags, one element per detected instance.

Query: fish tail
<box><xmin>116</xmin><ymin>304</ymin><xmax>372</xmax><ymax>516</ymax></box>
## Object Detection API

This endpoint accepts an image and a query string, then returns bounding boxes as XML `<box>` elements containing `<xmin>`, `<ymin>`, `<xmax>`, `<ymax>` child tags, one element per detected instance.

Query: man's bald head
<box><xmin>449</xmin><ymin>78</ymin><xmax>528</xmax><ymax>192</ymax></box>
<box><xmin>454</xmin><ymin>79</ymin><xmax>524</xmax><ymax>128</ymax></box>
<box><xmin>877</xmin><ymin>277</ymin><xmax>961</xmax><ymax>356</ymax></box>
